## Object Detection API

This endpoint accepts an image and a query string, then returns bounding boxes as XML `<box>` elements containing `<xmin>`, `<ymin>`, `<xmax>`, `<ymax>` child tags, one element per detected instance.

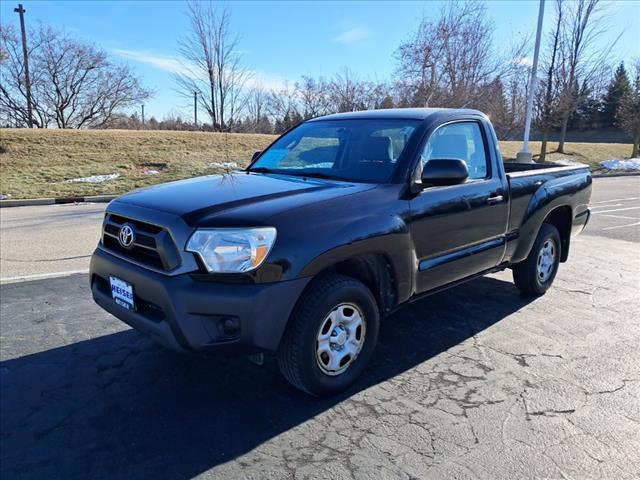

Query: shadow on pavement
<box><xmin>1</xmin><ymin>276</ymin><xmax>535</xmax><ymax>479</ymax></box>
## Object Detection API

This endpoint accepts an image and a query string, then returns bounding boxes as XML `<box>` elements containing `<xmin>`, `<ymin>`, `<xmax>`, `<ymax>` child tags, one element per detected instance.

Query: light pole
<box><xmin>517</xmin><ymin>0</ymin><xmax>545</xmax><ymax>163</ymax></box>
<box><xmin>194</xmin><ymin>91</ymin><xmax>198</xmax><ymax>128</ymax></box>
<box><xmin>14</xmin><ymin>4</ymin><xmax>33</xmax><ymax>128</ymax></box>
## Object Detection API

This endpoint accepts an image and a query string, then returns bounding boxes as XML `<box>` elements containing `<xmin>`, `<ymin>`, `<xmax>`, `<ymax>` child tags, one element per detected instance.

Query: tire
<box><xmin>278</xmin><ymin>273</ymin><xmax>380</xmax><ymax>396</ymax></box>
<box><xmin>513</xmin><ymin>223</ymin><xmax>561</xmax><ymax>295</ymax></box>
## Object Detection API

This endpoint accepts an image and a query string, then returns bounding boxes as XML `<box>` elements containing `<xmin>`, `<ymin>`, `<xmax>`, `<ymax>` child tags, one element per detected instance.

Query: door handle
<box><xmin>487</xmin><ymin>194</ymin><xmax>504</xmax><ymax>204</ymax></box>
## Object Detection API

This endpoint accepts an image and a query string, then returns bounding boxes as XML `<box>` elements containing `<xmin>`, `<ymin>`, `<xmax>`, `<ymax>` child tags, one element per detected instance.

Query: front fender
<box><xmin>297</xmin><ymin>214</ymin><xmax>415</xmax><ymax>304</ymax></box>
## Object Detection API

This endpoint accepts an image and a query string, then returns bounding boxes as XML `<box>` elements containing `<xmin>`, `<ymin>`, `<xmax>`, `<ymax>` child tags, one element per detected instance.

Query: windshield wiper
<box><xmin>284</xmin><ymin>171</ymin><xmax>338</xmax><ymax>180</ymax></box>
<box><xmin>249</xmin><ymin>168</ymin><xmax>341</xmax><ymax>181</ymax></box>
<box><xmin>248</xmin><ymin>167</ymin><xmax>274</xmax><ymax>174</ymax></box>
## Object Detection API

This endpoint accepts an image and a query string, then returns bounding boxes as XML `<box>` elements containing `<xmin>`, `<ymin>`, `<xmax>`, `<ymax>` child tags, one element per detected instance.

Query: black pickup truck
<box><xmin>90</xmin><ymin>108</ymin><xmax>591</xmax><ymax>395</ymax></box>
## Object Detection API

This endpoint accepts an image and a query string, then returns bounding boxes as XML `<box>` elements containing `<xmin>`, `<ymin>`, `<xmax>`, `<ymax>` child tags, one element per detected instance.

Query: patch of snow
<box><xmin>64</xmin><ymin>173</ymin><xmax>120</xmax><ymax>184</ymax></box>
<box><xmin>1</xmin><ymin>193</ymin><xmax>12</xmax><ymax>200</ymax></box>
<box><xmin>209</xmin><ymin>161</ymin><xmax>239</xmax><ymax>169</ymax></box>
<box><xmin>144</xmin><ymin>170</ymin><xmax>160</xmax><ymax>175</ymax></box>
<box><xmin>600</xmin><ymin>158</ymin><xmax>640</xmax><ymax>171</ymax></box>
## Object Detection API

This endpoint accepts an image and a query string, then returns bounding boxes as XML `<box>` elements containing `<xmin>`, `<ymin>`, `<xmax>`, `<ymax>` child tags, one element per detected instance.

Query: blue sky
<box><xmin>2</xmin><ymin>0</ymin><xmax>638</xmax><ymax>119</ymax></box>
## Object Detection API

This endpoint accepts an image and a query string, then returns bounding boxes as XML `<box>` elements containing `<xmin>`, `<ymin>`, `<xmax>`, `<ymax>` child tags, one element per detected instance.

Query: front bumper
<box><xmin>90</xmin><ymin>248</ymin><xmax>310</xmax><ymax>354</ymax></box>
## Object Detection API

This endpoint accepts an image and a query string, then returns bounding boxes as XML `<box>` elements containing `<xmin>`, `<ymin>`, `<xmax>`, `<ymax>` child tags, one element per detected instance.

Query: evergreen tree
<box><xmin>483</xmin><ymin>77</ymin><xmax>511</xmax><ymax>137</ymax></box>
<box><xmin>617</xmin><ymin>69</ymin><xmax>640</xmax><ymax>158</ymax></box>
<box><xmin>572</xmin><ymin>80</ymin><xmax>601</xmax><ymax>130</ymax></box>
<box><xmin>601</xmin><ymin>62</ymin><xmax>632</xmax><ymax>128</ymax></box>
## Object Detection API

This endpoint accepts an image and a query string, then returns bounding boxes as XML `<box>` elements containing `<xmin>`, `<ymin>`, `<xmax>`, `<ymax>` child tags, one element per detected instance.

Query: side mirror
<box><xmin>251</xmin><ymin>150</ymin><xmax>262</xmax><ymax>162</ymax></box>
<box><xmin>420</xmin><ymin>159</ymin><xmax>469</xmax><ymax>187</ymax></box>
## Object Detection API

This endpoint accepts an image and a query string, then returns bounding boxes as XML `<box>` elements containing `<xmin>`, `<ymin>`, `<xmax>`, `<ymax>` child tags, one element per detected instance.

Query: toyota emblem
<box><xmin>118</xmin><ymin>224</ymin><xmax>135</xmax><ymax>248</ymax></box>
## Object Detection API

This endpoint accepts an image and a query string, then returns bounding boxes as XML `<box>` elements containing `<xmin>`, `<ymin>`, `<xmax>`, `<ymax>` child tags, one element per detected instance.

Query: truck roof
<box><xmin>309</xmin><ymin>107</ymin><xmax>486</xmax><ymax>122</ymax></box>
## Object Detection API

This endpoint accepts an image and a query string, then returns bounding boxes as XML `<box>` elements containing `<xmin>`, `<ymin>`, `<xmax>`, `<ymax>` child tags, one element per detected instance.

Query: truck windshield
<box><xmin>249</xmin><ymin>119</ymin><xmax>420</xmax><ymax>183</ymax></box>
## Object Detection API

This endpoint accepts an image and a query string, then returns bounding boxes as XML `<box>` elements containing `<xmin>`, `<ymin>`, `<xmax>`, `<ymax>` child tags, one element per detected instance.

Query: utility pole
<box><xmin>517</xmin><ymin>0</ymin><xmax>545</xmax><ymax>163</ymax></box>
<box><xmin>14</xmin><ymin>4</ymin><xmax>33</xmax><ymax>128</ymax></box>
<box><xmin>141</xmin><ymin>104</ymin><xmax>145</xmax><ymax>127</ymax></box>
<box><xmin>194</xmin><ymin>91</ymin><xmax>198</xmax><ymax>128</ymax></box>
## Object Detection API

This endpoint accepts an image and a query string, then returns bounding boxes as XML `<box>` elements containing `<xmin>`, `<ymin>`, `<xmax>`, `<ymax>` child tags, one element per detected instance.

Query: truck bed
<box><xmin>503</xmin><ymin>161</ymin><xmax>592</xmax><ymax>264</ymax></box>
<box><xmin>504</xmin><ymin>162</ymin><xmax>589</xmax><ymax>177</ymax></box>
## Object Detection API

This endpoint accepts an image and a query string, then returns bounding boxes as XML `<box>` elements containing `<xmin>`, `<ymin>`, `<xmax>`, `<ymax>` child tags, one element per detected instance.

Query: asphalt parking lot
<box><xmin>1</xmin><ymin>176</ymin><xmax>639</xmax><ymax>479</ymax></box>
<box><xmin>0</xmin><ymin>202</ymin><xmax>104</xmax><ymax>280</ymax></box>
<box><xmin>586</xmin><ymin>175</ymin><xmax>640</xmax><ymax>242</ymax></box>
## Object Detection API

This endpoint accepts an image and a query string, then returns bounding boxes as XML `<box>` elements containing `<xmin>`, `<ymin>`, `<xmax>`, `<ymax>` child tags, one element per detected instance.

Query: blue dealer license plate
<box><xmin>110</xmin><ymin>276</ymin><xmax>136</xmax><ymax>311</ymax></box>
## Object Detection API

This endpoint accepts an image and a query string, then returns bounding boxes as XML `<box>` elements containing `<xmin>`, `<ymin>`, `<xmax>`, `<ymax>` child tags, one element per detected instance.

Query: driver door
<box><xmin>409</xmin><ymin>120</ymin><xmax>508</xmax><ymax>293</ymax></box>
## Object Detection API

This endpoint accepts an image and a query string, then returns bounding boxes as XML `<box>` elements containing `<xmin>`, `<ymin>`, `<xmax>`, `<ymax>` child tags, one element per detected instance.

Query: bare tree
<box><xmin>245</xmin><ymin>84</ymin><xmax>266</xmax><ymax>127</ymax></box>
<box><xmin>394</xmin><ymin>1</ymin><xmax>526</xmax><ymax>110</ymax></box>
<box><xmin>267</xmin><ymin>82</ymin><xmax>299</xmax><ymax>119</ymax></box>
<box><xmin>261</xmin><ymin>71</ymin><xmax>393</xmax><ymax>131</ymax></box>
<box><xmin>176</xmin><ymin>1</ymin><xmax>250</xmax><ymax>132</ymax></box>
<box><xmin>507</xmin><ymin>63</ymin><xmax>531</xmax><ymax>134</ymax></box>
<box><xmin>295</xmin><ymin>75</ymin><xmax>331</xmax><ymax>119</ymax></box>
<box><xmin>329</xmin><ymin>69</ymin><xmax>363</xmax><ymax>112</ymax></box>
<box><xmin>267</xmin><ymin>82</ymin><xmax>303</xmax><ymax>132</ymax></box>
<box><xmin>328</xmin><ymin>69</ymin><xmax>384</xmax><ymax>112</ymax></box>
<box><xmin>537</xmin><ymin>0</ymin><xmax>564</xmax><ymax>162</ymax></box>
<box><xmin>241</xmin><ymin>84</ymin><xmax>272</xmax><ymax>133</ymax></box>
<box><xmin>0</xmin><ymin>24</ymin><xmax>150</xmax><ymax>128</ymax></box>
<box><xmin>555</xmin><ymin>0</ymin><xmax>613</xmax><ymax>153</ymax></box>
<box><xmin>1</xmin><ymin>24</ymin><xmax>51</xmax><ymax>127</ymax></box>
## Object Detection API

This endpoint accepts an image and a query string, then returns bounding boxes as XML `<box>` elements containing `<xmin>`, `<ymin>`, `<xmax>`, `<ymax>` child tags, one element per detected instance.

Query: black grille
<box><xmin>102</xmin><ymin>214</ymin><xmax>181</xmax><ymax>271</ymax></box>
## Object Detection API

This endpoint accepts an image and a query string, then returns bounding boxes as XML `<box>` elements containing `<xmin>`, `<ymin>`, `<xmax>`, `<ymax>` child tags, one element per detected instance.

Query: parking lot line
<box><xmin>591</xmin><ymin>203</ymin><xmax>625</xmax><ymax>209</ymax></box>
<box><xmin>591</xmin><ymin>197</ymin><xmax>639</xmax><ymax>204</ymax></box>
<box><xmin>598</xmin><ymin>214</ymin><xmax>640</xmax><ymax>220</ymax></box>
<box><xmin>591</xmin><ymin>201</ymin><xmax>640</xmax><ymax>210</ymax></box>
<box><xmin>602</xmin><ymin>221</ymin><xmax>640</xmax><ymax>231</ymax></box>
<box><xmin>0</xmin><ymin>269</ymin><xmax>89</xmax><ymax>285</ymax></box>
<box><xmin>592</xmin><ymin>206</ymin><xmax>640</xmax><ymax>214</ymax></box>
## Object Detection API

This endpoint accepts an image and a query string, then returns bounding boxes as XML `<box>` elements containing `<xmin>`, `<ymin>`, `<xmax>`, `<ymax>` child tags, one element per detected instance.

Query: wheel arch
<box><xmin>542</xmin><ymin>205</ymin><xmax>572</xmax><ymax>262</ymax></box>
<box><xmin>299</xmin><ymin>253</ymin><xmax>400</xmax><ymax>318</ymax></box>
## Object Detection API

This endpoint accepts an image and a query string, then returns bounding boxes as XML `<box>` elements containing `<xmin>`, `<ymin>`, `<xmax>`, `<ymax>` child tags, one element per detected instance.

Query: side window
<box><xmin>420</xmin><ymin>122</ymin><xmax>489</xmax><ymax>180</ymax></box>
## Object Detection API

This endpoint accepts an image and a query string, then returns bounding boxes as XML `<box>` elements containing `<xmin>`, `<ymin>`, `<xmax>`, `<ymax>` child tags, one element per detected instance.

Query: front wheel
<box><xmin>513</xmin><ymin>223</ymin><xmax>561</xmax><ymax>295</ymax></box>
<box><xmin>278</xmin><ymin>273</ymin><xmax>379</xmax><ymax>396</ymax></box>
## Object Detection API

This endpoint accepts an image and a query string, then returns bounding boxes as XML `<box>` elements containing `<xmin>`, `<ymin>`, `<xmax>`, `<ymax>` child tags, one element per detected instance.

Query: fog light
<box><xmin>222</xmin><ymin>317</ymin><xmax>240</xmax><ymax>335</ymax></box>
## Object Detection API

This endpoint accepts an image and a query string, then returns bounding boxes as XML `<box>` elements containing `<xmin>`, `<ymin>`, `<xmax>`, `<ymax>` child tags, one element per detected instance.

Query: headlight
<box><xmin>186</xmin><ymin>227</ymin><xmax>277</xmax><ymax>273</ymax></box>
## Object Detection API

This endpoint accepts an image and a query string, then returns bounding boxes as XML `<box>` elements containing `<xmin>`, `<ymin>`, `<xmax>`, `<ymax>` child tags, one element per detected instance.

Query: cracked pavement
<box><xmin>1</xmin><ymin>176</ymin><xmax>640</xmax><ymax>479</ymax></box>
<box><xmin>1</xmin><ymin>232</ymin><xmax>638</xmax><ymax>479</ymax></box>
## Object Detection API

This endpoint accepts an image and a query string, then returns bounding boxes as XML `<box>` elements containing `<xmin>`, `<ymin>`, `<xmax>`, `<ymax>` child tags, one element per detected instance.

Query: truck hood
<box><xmin>115</xmin><ymin>172</ymin><xmax>375</xmax><ymax>225</ymax></box>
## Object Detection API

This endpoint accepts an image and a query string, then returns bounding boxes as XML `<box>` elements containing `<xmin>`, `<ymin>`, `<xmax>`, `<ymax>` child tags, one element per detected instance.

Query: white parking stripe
<box><xmin>598</xmin><ymin>214</ymin><xmax>640</xmax><ymax>220</ymax></box>
<box><xmin>592</xmin><ymin>206</ymin><xmax>640</xmax><ymax>214</ymax></box>
<box><xmin>591</xmin><ymin>203</ymin><xmax>625</xmax><ymax>209</ymax></box>
<box><xmin>602</xmin><ymin>221</ymin><xmax>640</xmax><ymax>231</ymax></box>
<box><xmin>591</xmin><ymin>197</ymin><xmax>639</xmax><ymax>204</ymax></box>
<box><xmin>0</xmin><ymin>269</ymin><xmax>89</xmax><ymax>285</ymax></box>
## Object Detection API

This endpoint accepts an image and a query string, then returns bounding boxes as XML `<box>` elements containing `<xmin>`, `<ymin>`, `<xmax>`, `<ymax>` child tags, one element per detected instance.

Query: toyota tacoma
<box><xmin>90</xmin><ymin>108</ymin><xmax>592</xmax><ymax>396</ymax></box>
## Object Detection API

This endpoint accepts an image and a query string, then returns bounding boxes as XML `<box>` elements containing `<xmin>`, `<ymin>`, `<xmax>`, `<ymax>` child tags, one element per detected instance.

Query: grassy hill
<box><xmin>0</xmin><ymin>129</ymin><xmax>275</xmax><ymax>199</ymax></box>
<box><xmin>0</xmin><ymin>128</ymin><xmax>633</xmax><ymax>199</ymax></box>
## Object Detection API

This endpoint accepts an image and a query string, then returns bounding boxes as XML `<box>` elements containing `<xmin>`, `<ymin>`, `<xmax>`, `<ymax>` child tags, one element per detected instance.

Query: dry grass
<box><xmin>499</xmin><ymin>140</ymin><xmax>634</xmax><ymax>167</ymax></box>
<box><xmin>0</xmin><ymin>129</ymin><xmax>275</xmax><ymax>199</ymax></box>
<box><xmin>0</xmin><ymin>129</ymin><xmax>634</xmax><ymax>199</ymax></box>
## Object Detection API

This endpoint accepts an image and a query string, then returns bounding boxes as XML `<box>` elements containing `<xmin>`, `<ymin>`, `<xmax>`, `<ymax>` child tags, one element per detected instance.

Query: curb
<box><xmin>0</xmin><ymin>195</ymin><xmax>117</xmax><ymax>208</ymax></box>
<box><xmin>592</xmin><ymin>171</ymin><xmax>640</xmax><ymax>178</ymax></box>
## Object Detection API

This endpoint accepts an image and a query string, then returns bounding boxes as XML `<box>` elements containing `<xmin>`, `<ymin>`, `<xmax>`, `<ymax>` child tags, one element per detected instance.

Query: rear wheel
<box><xmin>513</xmin><ymin>223</ymin><xmax>561</xmax><ymax>295</ymax></box>
<box><xmin>278</xmin><ymin>273</ymin><xmax>379</xmax><ymax>396</ymax></box>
